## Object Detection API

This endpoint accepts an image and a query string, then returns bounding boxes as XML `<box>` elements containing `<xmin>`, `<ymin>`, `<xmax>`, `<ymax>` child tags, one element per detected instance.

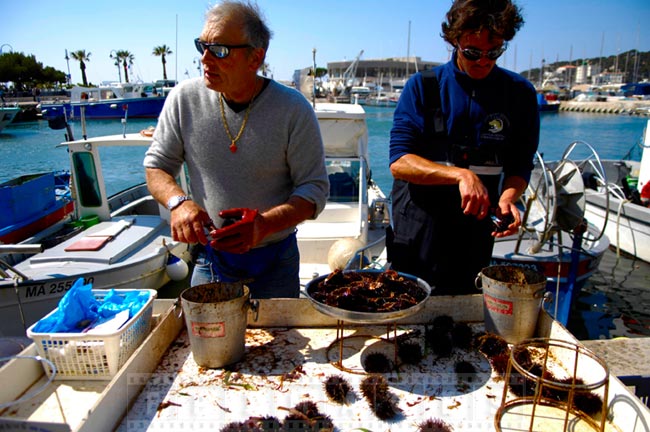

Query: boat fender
<box><xmin>328</xmin><ymin>238</ymin><xmax>365</xmax><ymax>271</ymax></box>
<box><xmin>166</xmin><ymin>254</ymin><xmax>189</xmax><ymax>281</ymax></box>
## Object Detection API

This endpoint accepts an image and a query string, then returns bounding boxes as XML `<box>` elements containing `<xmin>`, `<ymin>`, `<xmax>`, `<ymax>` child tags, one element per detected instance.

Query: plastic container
<box><xmin>27</xmin><ymin>289</ymin><xmax>156</xmax><ymax>380</ymax></box>
<box><xmin>476</xmin><ymin>265</ymin><xmax>547</xmax><ymax>344</ymax></box>
<box><xmin>80</xmin><ymin>214</ymin><xmax>100</xmax><ymax>228</ymax></box>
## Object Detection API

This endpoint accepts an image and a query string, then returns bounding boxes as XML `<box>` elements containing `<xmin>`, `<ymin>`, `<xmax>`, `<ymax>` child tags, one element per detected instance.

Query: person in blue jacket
<box><xmin>388</xmin><ymin>0</ymin><xmax>540</xmax><ymax>295</ymax></box>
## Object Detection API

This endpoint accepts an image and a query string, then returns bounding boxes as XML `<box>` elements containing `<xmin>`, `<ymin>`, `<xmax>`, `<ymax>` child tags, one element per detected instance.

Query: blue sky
<box><xmin>2</xmin><ymin>0</ymin><xmax>649</xmax><ymax>84</ymax></box>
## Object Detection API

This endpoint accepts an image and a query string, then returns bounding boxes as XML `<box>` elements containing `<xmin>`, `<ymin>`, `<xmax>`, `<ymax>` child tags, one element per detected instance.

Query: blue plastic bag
<box><xmin>32</xmin><ymin>279</ymin><xmax>150</xmax><ymax>333</ymax></box>
<box><xmin>32</xmin><ymin>278</ymin><xmax>99</xmax><ymax>333</ymax></box>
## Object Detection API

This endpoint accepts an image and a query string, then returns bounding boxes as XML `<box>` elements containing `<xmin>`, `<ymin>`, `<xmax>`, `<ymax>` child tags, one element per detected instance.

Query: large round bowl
<box><xmin>304</xmin><ymin>270</ymin><xmax>432</xmax><ymax>324</ymax></box>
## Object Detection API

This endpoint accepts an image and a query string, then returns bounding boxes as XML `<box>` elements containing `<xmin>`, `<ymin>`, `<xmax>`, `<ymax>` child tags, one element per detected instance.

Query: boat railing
<box><xmin>343</xmin><ymin>234</ymin><xmax>388</xmax><ymax>271</ymax></box>
<box><xmin>0</xmin><ymin>247</ymin><xmax>40</xmax><ymax>280</ymax></box>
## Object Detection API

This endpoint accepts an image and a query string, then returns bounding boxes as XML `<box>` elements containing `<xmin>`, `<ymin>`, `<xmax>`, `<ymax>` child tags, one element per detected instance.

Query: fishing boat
<box><xmin>1</xmin><ymin>295</ymin><xmax>648</xmax><ymax>430</ymax></box>
<box><xmin>0</xmin><ymin>171</ymin><xmax>74</xmax><ymax>245</ymax></box>
<box><xmin>0</xmin><ymin>132</ymin><xmax>190</xmax><ymax>337</ymax></box>
<box><xmin>298</xmin><ymin>102</ymin><xmax>390</xmax><ymax>283</ymax></box>
<box><xmin>39</xmin><ymin>82</ymin><xmax>165</xmax><ymax>120</ymax></box>
<box><xmin>364</xmin><ymin>91</ymin><xmax>399</xmax><ymax>107</ymax></box>
<box><xmin>582</xmin><ymin>119</ymin><xmax>650</xmax><ymax>263</ymax></box>
<box><xmin>537</xmin><ymin>91</ymin><xmax>560</xmax><ymax>112</ymax></box>
<box><xmin>0</xmin><ymin>105</ymin><xmax>20</xmax><ymax>132</ymax></box>
<box><xmin>491</xmin><ymin>146</ymin><xmax>610</xmax><ymax>326</ymax></box>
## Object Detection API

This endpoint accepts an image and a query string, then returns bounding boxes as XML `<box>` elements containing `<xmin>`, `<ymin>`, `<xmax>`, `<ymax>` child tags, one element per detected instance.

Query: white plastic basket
<box><xmin>27</xmin><ymin>289</ymin><xmax>157</xmax><ymax>380</ymax></box>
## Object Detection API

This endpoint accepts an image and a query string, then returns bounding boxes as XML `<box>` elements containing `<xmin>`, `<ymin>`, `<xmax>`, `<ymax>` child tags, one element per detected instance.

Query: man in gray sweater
<box><xmin>144</xmin><ymin>0</ymin><xmax>328</xmax><ymax>298</ymax></box>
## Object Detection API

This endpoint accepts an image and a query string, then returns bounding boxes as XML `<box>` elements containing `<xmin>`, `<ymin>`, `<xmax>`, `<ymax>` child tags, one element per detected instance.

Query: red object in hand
<box><xmin>209</xmin><ymin>208</ymin><xmax>259</xmax><ymax>254</ymax></box>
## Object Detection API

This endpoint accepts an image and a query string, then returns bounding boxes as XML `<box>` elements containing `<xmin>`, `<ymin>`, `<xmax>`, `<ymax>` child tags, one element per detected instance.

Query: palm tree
<box><xmin>70</xmin><ymin>50</ymin><xmax>91</xmax><ymax>86</ymax></box>
<box><xmin>152</xmin><ymin>45</ymin><xmax>173</xmax><ymax>80</ymax></box>
<box><xmin>116</xmin><ymin>50</ymin><xmax>134</xmax><ymax>83</ymax></box>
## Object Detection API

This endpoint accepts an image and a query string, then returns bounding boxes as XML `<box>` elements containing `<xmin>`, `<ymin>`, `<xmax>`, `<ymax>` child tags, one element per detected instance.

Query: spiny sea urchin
<box><xmin>417</xmin><ymin>418</ymin><xmax>454</xmax><ymax>431</ymax></box>
<box><xmin>324</xmin><ymin>374</ymin><xmax>352</xmax><ymax>404</ymax></box>
<box><xmin>282</xmin><ymin>400</ymin><xmax>334</xmax><ymax>431</ymax></box>
<box><xmin>397</xmin><ymin>340</ymin><xmax>423</xmax><ymax>365</ymax></box>
<box><xmin>362</xmin><ymin>351</ymin><xmax>393</xmax><ymax>373</ymax></box>
<box><xmin>360</xmin><ymin>374</ymin><xmax>400</xmax><ymax>420</ymax></box>
<box><xmin>450</xmin><ymin>322</ymin><xmax>473</xmax><ymax>349</ymax></box>
<box><xmin>476</xmin><ymin>332</ymin><xmax>510</xmax><ymax>358</ymax></box>
<box><xmin>455</xmin><ymin>360</ymin><xmax>477</xmax><ymax>382</ymax></box>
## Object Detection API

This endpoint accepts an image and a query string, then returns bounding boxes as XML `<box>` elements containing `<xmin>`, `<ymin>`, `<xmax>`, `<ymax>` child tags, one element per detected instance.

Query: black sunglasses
<box><xmin>194</xmin><ymin>38</ymin><xmax>252</xmax><ymax>59</ymax></box>
<box><xmin>458</xmin><ymin>43</ymin><xmax>507</xmax><ymax>61</ymax></box>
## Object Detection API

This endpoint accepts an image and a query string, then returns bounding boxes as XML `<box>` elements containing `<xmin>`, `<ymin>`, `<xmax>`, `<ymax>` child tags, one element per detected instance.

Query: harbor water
<box><xmin>1</xmin><ymin>108</ymin><xmax>648</xmax><ymax>340</ymax></box>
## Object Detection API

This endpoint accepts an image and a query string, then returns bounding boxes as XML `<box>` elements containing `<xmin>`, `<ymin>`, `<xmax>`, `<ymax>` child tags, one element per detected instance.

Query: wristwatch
<box><xmin>166</xmin><ymin>195</ymin><xmax>190</xmax><ymax>211</ymax></box>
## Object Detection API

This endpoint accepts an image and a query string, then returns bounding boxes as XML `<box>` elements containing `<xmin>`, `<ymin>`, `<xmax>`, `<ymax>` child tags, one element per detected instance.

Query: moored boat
<box><xmin>0</xmin><ymin>105</ymin><xmax>20</xmax><ymax>132</ymax></box>
<box><xmin>299</xmin><ymin>102</ymin><xmax>390</xmax><ymax>282</ymax></box>
<box><xmin>0</xmin><ymin>171</ymin><xmax>74</xmax><ymax>245</ymax></box>
<box><xmin>582</xmin><ymin>119</ymin><xmax>650</xmax><ymax>263</ymax></box>
<box><xmin>491</xmin><ymin>147</ymin><xmax>610</xmax><ymax>326</ymax></box>
<box><xmin>0</xmin><ymin>296</ymin><xmax>648</xmax><ymax>430</ymax></box>
<box><xmin>0</xmin><ymin>133</ymin><xmax>190</xmax><ymax>337</ymax></box>
<box><xmin>39</xmin><ymin>82</ymin><xmax>165</xmax><ymax>120</ymax></box>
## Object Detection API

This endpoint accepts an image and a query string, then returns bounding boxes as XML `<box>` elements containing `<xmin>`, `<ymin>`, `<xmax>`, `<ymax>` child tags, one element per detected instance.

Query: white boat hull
<box><xmin>0</xmin><ymin>215</ymin><xmax>187</xmax><ymax>336</ymax></box>
<box><xmin>585</xmin><ymin>191</ymin><xmax>650</xmax><ymax>262</ymax></box>
<box><xmin>0</xmin><ymin>106</ymin><xmax>20</xmax><ymax>132</ymax></box>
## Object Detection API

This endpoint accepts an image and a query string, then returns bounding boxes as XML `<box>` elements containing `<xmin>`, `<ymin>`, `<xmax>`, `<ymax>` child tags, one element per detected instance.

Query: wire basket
<box><xmin>27</xmin><ymin>289</ymin><xmax>156</xmax><ymax>380</ymax></box>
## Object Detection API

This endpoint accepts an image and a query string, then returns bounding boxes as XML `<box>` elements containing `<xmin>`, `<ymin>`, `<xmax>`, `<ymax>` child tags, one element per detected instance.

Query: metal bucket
<box><xmin>475</xmin><ymin>265</ymin><xmax>548</xmax><ymax>344</ymax></box>
<box><xmin>180</xmin><ymin>282</ymin><xmax>258</xmax><ymax>368</ymax></box>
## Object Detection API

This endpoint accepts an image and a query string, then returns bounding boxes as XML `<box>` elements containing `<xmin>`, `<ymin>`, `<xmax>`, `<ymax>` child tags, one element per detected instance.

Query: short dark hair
<box><xmin>441</xmin><ymin>0</ymin><xmax>524</xmax><ymax>44</ymax></box>
<box><xmin>206</xmin><ymin>0</ymin><xmax>273</xmax><ymax>52</ymax></box>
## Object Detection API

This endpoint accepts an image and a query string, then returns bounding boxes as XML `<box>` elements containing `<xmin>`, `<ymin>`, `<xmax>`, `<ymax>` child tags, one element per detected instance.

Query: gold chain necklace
<box><xmin>218</xmin><ymin>81</ymin><xmax>259</xmax><ymax>153</ymax></box>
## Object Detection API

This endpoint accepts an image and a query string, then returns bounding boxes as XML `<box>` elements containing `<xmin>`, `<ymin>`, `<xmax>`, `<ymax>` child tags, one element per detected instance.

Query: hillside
<box><xmin>520</xmin><ymin>49</ymin><xmax>649</xmax><ymax>85</ymax></box>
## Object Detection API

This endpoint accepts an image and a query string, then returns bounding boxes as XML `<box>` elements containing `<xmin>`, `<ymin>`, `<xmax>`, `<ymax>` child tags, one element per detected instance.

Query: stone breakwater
<box><xmin>560</xmin><ymin>100</ymin><xmax>650</xmax><ymax>116</ymax></box>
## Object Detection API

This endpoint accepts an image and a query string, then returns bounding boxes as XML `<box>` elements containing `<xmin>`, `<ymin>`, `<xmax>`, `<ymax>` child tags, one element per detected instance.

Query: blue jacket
<box><xmin>390</xmin><ymin>52</ymin><xmax>539</xmax><ymax>183</ymax></box>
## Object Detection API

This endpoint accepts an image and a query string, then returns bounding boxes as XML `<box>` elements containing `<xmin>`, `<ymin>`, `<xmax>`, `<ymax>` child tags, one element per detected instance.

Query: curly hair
<box><xmin>441</xmin><ymin>0</ymin><xmax>524</xmax><ymax>44</ymax></box>
<box><xmin>206</xmin><ymin>0</ymin><xmax>273</xmax><ymax>53</ymax></box>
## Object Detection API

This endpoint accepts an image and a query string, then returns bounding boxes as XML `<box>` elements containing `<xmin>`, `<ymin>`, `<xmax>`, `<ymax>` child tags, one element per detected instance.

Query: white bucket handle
<box><xmin>475</xmin><ymin>273</ymin><xmax>483</xmax><ymax>290</ymax></box>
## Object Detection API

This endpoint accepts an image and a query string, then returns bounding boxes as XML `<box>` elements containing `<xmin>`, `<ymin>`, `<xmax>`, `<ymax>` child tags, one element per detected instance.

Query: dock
<box><xmin>583</xmin><ymin>337</ymin><xmax>650</xmax><ymax>407</ymax></box>
<box><xmin>560</xmin><ymin>100</ymin><xmax>650</xmax><ymax>115</ymax></box>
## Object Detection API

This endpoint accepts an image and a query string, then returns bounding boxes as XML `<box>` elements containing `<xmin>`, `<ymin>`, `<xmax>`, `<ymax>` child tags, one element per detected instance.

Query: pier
<box><xmin>560</xmin><ymin>100</ymin><xmax>650</xmax><ymax>116</ymax></box>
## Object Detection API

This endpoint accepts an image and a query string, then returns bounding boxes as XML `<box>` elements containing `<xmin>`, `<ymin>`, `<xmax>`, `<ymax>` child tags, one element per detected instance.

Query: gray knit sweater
<box><xmin>144</xmin><ymin>77</ymin><xmax>329</xmax><ymax>246</ymax></box>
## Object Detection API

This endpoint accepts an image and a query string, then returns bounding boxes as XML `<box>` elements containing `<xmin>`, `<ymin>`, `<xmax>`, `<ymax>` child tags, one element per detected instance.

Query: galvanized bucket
<box><xmin>476</xmin><ymin>265</ymin><xmax>548</xmax><ymax>344</ymax></box>
<box><xmin>180</xmin><ymin>282</ymin><xmax>258</xmax><ymax>368</ymax></box>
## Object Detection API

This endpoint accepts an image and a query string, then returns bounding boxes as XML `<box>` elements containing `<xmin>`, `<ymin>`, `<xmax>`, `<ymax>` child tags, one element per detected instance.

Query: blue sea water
<box><xmin>1</xmin><ymin>109</ymin><xmax>649</xmax><ymax>339</ymax></box>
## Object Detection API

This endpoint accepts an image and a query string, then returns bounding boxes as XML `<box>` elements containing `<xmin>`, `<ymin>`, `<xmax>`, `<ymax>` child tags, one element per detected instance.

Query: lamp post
<box><xmin>0</xmin><ymin>44</ymin><xmax>13</xmax><ymax>54</ymax></box>
<box><xmin>193</xmin><ymin>57</ymin><xmax>202</xmax><ymax>77</ymax></box>
<box><xmin>109</xmin><ymin>50</ymin><xmax>122</xmax><ymax>83</ymax></box>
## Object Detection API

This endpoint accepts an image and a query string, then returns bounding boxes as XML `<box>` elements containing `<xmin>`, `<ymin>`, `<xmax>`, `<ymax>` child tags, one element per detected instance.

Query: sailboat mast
<box><xmin>405</xmin><ymin>20</ymin><xmax>411</xmax><ymax>78</ymax></box>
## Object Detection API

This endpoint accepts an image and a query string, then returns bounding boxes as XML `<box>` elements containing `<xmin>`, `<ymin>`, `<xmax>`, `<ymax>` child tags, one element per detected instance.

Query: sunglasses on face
<box><xmin>458</xmin><ymin>43</ymin><xmax>507</xmax><ymax>61</ymax></box>
<box><xmin>194</xmin><ymin>38</ymin><xmax>252</xmax><ymax>59</ymax></box>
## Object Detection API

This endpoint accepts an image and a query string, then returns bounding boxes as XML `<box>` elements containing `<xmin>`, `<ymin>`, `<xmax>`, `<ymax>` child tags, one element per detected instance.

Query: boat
<box><xmin>39</xmin><ymin>82</ymin><xmax>165</xmax><ymax>120</ymax></box>
<box><xmin>0</xmin><ymin>171</ymin><xmax>74</xmax><ymax>245</ymax></box>
<box><xmin>0</xmin><ymin>132</ymin><xmax>190</xmax><ymax>337</ymax></box>
<box><xmin>1</xmin><ymin>295</ymin><xmax>648</xmax><ymax>430</ymax></box>
<box><xmin>0</xmin><ymin>105</ymin><xmax>20</xmax><ymax>132</ymax></box>
<box><xmin>298</xmin><ymin>102</ymin><xmax>390</xmax><ymax>283</ymax></box>
<box><xmin>581</xmin><ymin>119</ymin><xmax>650</xmax><ymax>263</ymax></box>
<box><xmin>537</xmin><ymin>91</ymin><xmax>560</xmax><ymax>112</ymax></box>
<box><xmin>0</xmin><ymin>101</ymin><xmax>388</xmax><ymax>336</ymax></box>
<box><xmin>491</xmin><ymin>147</ymin><xmax>610</xmax><ymax>326</ymax></box>
<box><xmin>365</xmin><ymin>91</ymin><xmax>399</xmax><ymax>107</ymax></box>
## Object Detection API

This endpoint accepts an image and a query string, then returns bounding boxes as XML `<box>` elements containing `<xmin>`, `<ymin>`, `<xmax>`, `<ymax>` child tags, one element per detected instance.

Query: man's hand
<box><xmin>209</xmin><ymin>208</ymin><xmax>259</xmax><ymax>254</ymax></box>
<box><xmin>491</xmin><ymin>202</ymin><xmax>521</xmax><ymax>238</ymax></box>
<box><xmin>170</xmin><ymin>200</ymin><xmax>212</xmax><ymax>245</ymax></box>
<box><xmin>458</xmin><ymin>170</ymin><xmax>491</xmax><ymax>219</ymax></box>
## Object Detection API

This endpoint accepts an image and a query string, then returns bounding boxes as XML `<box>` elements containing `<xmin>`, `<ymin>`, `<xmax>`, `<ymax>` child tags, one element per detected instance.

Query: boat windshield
<box><xmin>72</xmin><ymin>152</ymin><xmax>102</xmax><ymax>207</ymax></box>
<box><xmin>327</xmin><ymin>160</ymin><xmax>360</xmax><ymax>203</ymax></box>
